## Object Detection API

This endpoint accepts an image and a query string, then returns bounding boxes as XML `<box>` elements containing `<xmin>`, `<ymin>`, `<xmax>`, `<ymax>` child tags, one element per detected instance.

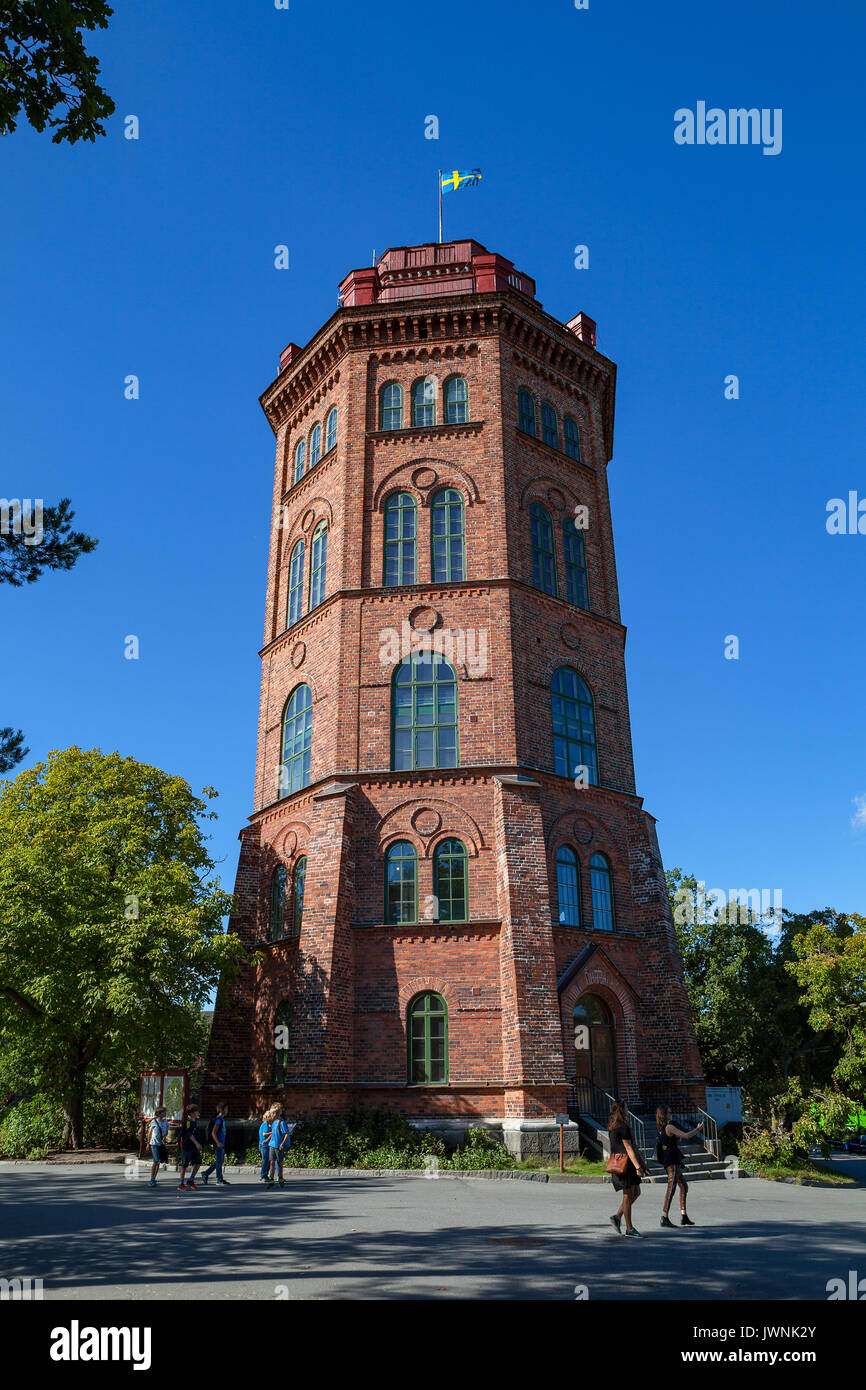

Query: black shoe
<box><xmin>202</xmin><ymin>1173</ymin><xmax>209</xmax><ymax>1185</ymax></box>
<box><xmin>660</xmin><ymin>1215</ymin><xmax>675</xmax><ymax>1228</ymax></box>
<box><xmin>609</xmin><ymin>1215</ymin><xmax>622</xmax><ymax>1234</ymax></box>
<box><xmin>681</xmin><ymin>1215</ymin><xmax>695</xmax><ymax>1226</ymax></box>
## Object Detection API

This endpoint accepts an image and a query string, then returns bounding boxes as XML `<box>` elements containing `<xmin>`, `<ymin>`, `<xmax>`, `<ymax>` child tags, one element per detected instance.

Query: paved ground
<box><xmin>0</xmin><ymin>1161</ymin><xmax>863</xmax><ymax>1300</ymax></box>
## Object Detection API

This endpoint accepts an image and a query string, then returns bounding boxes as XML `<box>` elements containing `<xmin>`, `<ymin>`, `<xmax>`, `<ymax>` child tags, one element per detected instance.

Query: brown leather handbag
<box><xmin>605</xmin><ymin>1151</ymin><xmax>629</xmax><ymax>1175</ymax></box>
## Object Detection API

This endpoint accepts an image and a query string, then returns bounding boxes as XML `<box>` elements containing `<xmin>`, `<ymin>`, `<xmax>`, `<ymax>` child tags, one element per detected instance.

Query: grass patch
<box><xmin>516</xmin><ymin>1156</ymin><xmax>607</xmax><ymax>1176</ymax></box>
<box><xmin>740</xmin><ymin>1158</ymin><xmax>857</xmax><ymax>1186</ymax></box>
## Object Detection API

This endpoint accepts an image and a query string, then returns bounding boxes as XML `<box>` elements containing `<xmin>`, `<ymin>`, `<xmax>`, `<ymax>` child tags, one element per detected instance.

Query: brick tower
<box><xmin>203</xmin><ymin>239</ymin><xmax>704</xmax><ymax>1155</ymax></box>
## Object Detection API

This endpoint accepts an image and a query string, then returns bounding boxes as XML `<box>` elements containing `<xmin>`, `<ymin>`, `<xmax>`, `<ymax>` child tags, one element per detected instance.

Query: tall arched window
<box><xmin>383</xmin><ymin>492</ymin><xmax>417</xmax><ymax>586</ymax></box>
<box><xmin>444</xmin><ymin>376</ymin><xmax>468</xmax><ymax>424</ymax></box>
<box><xmin>325</xmin><ymin>406</ymin><xmax>338</xmax><ymax>454</ymax></box>
<box><xmin>541</xmin><ymin>400</ymin><xmax>559</xmax><ymax>450</ymax></box>
<box><xmin>280</xmin><ymin>684</ymin><xmax>312</xmax><ymax>794</ymax></box>
<box><xmin>564</xmin><ymin>414</ymin><xmax>581</xmax><ymax>461</ymax></box>
<box><xmin>433</xmin><ymin>839</ymin><xmax>467</xmax><ymax>922</ymax></box>
<box><xmin>385</xmin><ymin>840</ymin><xmax>417</xmax><ymax>924</ymax></box>
<box><xmin>274</xmin><ymin>1001</ymin><xmax>291</xmax><ymax>1085</ymax></box>
<box><xmin>291</xmin><ymin>855</ymin><xmax>306</xmax><ymax>937</ymax></box>
<box><xmin>309</xmin><ymin>521</ymin><xmax>327</xmax><ymax>609</ymax></box>
<box><xmin>551</xmin><ymin>668</ymin><xmax>598</xmax><ymax>783</ymax></box>
<box><xmin>269</xmin><ymin>865</ymin><xmax>287</xmax><ymax>940</ymax></box>
<box><xmin>380</xmin><ymin>382</ymin><xmax>403</xmax><ymax>431</ymax></box>
<box><xmin>518</xmin><ymin>388</ymin><xmax>536</xmax><ymax>436</ymax></box>
<box><xmin>293</xmin><ymin>438</ymin><xmax>306</xmax><ymax>485</ymax></box>
<box><xmin>556</xmin><ymin>845</ymin><xmax>581</xmax><ymax>927</ymax></box>
<box><xmin>430</xmin><ymin>488</ymin><xmax>465</xmax><ymax>582</ymax></box>
<box><xmin>392</xmin><ymin>653</ymin><xmax>458</xmax><ymax>770</ymax></box>
<box><xmin>408</xmin><ymin>992</ymin><xmax>448</xmax><ymax>1084</ymax></box>
<box><xmin>563</xmin><ymin>520</ymin><xmax>589</xmax><ymax>609</ymax></box>
<box><xmin>412</xmin><ymin>376</ymin><xmax>436</xmax><ymax>427</ymax></box>
<box><xmin>308</xmin><ymin>422</ymin><xmax>321</xmax><ymax>468</ymax></box>
<box><xmin>530</xmin><ymin>501</ymin><xmax>557</xmax><ymax>595</ymax></box>
<box><xmin>286</xmin><ymin>538</ymin><xmax>305</xmax><ymax>627</ymax></box>
<box><xmin>590</xmin><ymin>853</ymin><xmax>614</xmax><ymax>932</ymax></box>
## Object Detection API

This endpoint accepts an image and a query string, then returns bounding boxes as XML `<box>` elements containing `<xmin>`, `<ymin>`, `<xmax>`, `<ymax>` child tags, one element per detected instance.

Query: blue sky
<box><xmin>2</xmin><ymin>0</ymin><xmax>864</xmax><ymax>917</ymax></box>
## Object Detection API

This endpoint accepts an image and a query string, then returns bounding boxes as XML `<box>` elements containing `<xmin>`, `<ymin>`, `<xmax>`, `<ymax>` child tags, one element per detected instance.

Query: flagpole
<box><xmin>438</xmin><ymin>169</ymin><xmax>443</xmax><ymax>244</ymax></box>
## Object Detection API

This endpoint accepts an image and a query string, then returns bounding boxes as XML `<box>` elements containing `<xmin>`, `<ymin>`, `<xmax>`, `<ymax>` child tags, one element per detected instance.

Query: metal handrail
<box><xmin>697</xmin><ymin>1108</ymin><xmax>721</xmax><ymax>1160</ymax></box>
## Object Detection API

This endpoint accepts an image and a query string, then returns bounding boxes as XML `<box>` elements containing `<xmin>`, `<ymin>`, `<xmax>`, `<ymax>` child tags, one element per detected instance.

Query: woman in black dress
<box><xmin>656</xmin><ymin>1105</ymin><xmax>703</xmax><ymax>1227</ymax></box>
<box><xmin>608</xmin><ymin>1100</ymin><xmax>649</xmax><ymax>1237</ymax></box>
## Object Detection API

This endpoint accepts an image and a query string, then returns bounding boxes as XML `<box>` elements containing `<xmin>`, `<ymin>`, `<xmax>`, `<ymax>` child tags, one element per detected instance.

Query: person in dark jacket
<box><xmin>656</xmin><ymin>1105</ymin><xmax>703</xmax><ymax>1227</ymax></box>
<box><xmin>608</xmin><ymin>1099</ymin><xmax>649</xmax><ymax>1237</ymax></box>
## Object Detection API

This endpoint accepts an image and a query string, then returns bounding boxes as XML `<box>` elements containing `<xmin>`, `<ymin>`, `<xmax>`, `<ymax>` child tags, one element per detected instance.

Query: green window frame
<box><xmin>383</xmin><ymin>492</ymin><xmax>417</xmax><ymax>586</ymax></box>
<box><xmin>412</xmin><ymin>376</ymin><xmax>436</xmax><ymax>427</ymax></box>
<box><xmin>391</xmin><ymin>652</ymin><xmax>458</xmax><ymax>771</ymax></box>
<box><xmin>291</xmin><ymin>855</ymin><xmax>306</xmax><ymax>937</ymax></box>
<box><xmin>293</xmin><ymin>438</ymin><xmax>306</xmax><ymax>485</ymax></box>
<box><xmin>563</xmin><ymin>520</ymin><xmax>589</xmax><ymax>609</ymax></box>
<box><xmin>269</xmin><ymin>865</ymin><xmax>287</xmax><ymax>940</ymax></box>
<box><xmin>408</xmin><ymin>992</ymin><xmax>448</xmax><ymax>1084</ymax></box>
<box><xmin>325</xmin><ymin>406</ymin><xmax>338</xmax><ymax>454</ymax></box>
<box><xmin>274</xmin><ymin>1001</ymin><xmax>291</xmax><ymax>1085</ymax></box>
<box><xmin>541</xmin><ymin>400</ymin><xmax>559</xmax><ymax>449</ymax></box>
<box><xmin>380</xmin><ymin>382</ymin><xmax>403</xmax><ymax>430</ymax></box>
<box><xmin>280</xmin><ymin>684</ymin><xmax>312</xmax><ymax>795</ymax></box>
<box><xmin>433</xmin><ymin>838</ymin><xmax>468</xmax><ymax>922</ymax></box>
<box><xmin>309</xmin><ymin>422</ymin><xmax>321</xmax><ymax>468</ymax></box>
<box><xmin>518</xmin><ymin>388</ymin><xmax>536</xmax><ymax>436</ymax></box>
<box><xmin>309</xmin><ymin>521</ymin><xmax>327</xmax><ymax>610</ymax></box>
<box><xmin>286</xmin><ymin>538</ymin><xmax>304</xmax><ymax>627</ymax></box>
<box><xmin>430</xmin><ymin>487</ymin><xmax>465</xmax><ymax>582</ymax></box>
<box><xmin>385</xmin><ymin>840</ymin><xmax>418</xmax><ymax>924</ymax></box>
<box><xmin>530</xmin><ymin>501</ymin><xmax>557</xmax><ymax>595</ymax></box>
<box><xmin>444</xmin><ymin>375</ymin><xmax>468</xmax><ymax>424</ymax></box>
<box><xmin>556</xmin><ymin>845</ymin><xmax>581</xmax><ymax>927</ymax></box>
<box><xmin>551</xmin><ymin>668</ymin><xmax>598</xmax><ymax>783</ymax></box>
<box><xmin>564</xmin><ymin>413</ymin><xmax>581</xmax><ymax>461</ymax></box>
<box><xmin>590</xmin><ymin>853</ymin><xmax>614</xmax><ymax>932</ymax></box>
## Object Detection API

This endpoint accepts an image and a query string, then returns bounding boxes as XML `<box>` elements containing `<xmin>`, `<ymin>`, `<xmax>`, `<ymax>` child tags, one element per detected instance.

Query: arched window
<box><xmin>430</xmin><ymin>488</ymin><xmax>465</xmax><ymax>582</ymax></box>
<box><xmin>392</xmin><ymin>652</ymin><xmax>458</xmax><ymax>770</ymax></box>
<box><xmin>380</xmin><ymin>382</ymin><xmax>403</xmax><ymax>431</ymax></box>
<box><xmin>590</xmin><ymin>853</ymin><xmax>614</xmax><ymax>931</ymax></box>
<box><xmin>408</xmin><ymin>991</ymin><xmax>448</xmax><ymax>1084</ymax></box>
<box><xmin>556</xmin><ymin>845</ymin><xmax>581</xmax><ymax>927</ymax></box>
<box><xmin>433</xmin><ymin>839</ymin><xmax>468</xmax><ymax>922</ymax></box>
<box><xmin>383</xmin><ymin>492</ymin><xmax>417</xmax><ymax>586</ymax></box>
<box><xmin>286</xmin><ymin>538</ymin><xmax>305</xmax><ymax>627</ymax></box>
<box><xmin>412</xmin><ymin>376</ymin><xmax>436</xmax><ymax>427</ymax></box>
<box><xmin>274</xmin><ymin>1001</ymin><xmax>291</xmax><ymax>1085</ymax></box>
<box><xmin>385</xmin><ymin>840</ymin><xmax>417</xmax><ymax>924</ymax></box>
<box><xmin>309</xmin><ymin>521</ymin><xmax>327</xmax><ymax>610</ymax></box>
<box><xmin>324</xmin><ymin>406</ymin><xmax>338</xmax><ymax>454</ymax></box>
<box><xmin>518</xmin><ymin>388</ymin><xmax>536</xmax><ymax>436</ymax></box>
<box><xmin>291</xmin><ymin>855</ymin><xmax>306</xmax><ymax>937</ymax></box>
<box><xmin>564</xmin><ymin>413</ymin><xmax>581</xmax><ymax>461</ymax></box>
<box><xmin>530</xmin><ymin>501</ymin><xmax>557</xmax><ymax>595</ymax></box>
<box><xmin>541</xmin><ymin>400</ymin><xmax>559</xmax><ymax>450</ymax></box>
<box><xmin>551</xmin><ymin>668</ymin><xmax>598</xmax><ymax>783</ymax></box>
<box><xmin>563</xmin><ymin>520</ymin><xmax>589</xmax><ymax>609</ymax></box>
<box><xmin>280</xmin><ymin>684</ymin><xmax>312</xmax><ymax>794</ymax></box>
<box><xmin>269</xmin><ymin>865</ymin><xmax>287</xmax><ymax>940</ymax></box>
<box><xmin>444</xmin><ymin>376</ymin><xmax>468</xmax><ymax>424</ymax></box>
<box><xmin>293</xmin><ymin>438</ymin><xmax>306</xmax><ymax>485</ymax></box>
<box><xmin>308</xmin><ymin>422</ymin><xmax>321</xmax><ymax>469</ymax></box>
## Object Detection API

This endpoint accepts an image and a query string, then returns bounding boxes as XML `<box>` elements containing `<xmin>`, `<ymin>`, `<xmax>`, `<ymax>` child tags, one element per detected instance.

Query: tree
<box><xmin>0</xmin><ymin>2</ymin><xmax>115</xmax><ymax>144</ymax></box>
<box><xmin>0</xmin><ymin>497</ymin><xmax>97</xmax><ymax>586</ymax></box>
<box><xmin>0</xmin><ymin>748</ymin><xmax>244</xmax><ymax>1148</ymax></box>
<box><xmin>788</xmin><ymin>913</ymin><xmax>866</xmax><ymax>1098</ymax></box>
<box><xmin>0</xmin><ymin>728</ymin><xmax>29</xmax><ymax>773</ymax></box>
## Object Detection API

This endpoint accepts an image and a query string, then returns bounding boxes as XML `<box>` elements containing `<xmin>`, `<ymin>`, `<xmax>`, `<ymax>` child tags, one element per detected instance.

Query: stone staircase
<box><xmin>631</xmin><ymin>1121</ymin><xmax>730</xmax><ymax>1182</ymax></box>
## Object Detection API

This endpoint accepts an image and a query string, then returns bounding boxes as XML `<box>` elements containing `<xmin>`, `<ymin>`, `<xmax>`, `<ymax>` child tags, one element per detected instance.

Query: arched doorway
<box><xmin>573</xmin><ymin>994</ymin><xmax>617</xmax><ymax>1094</ymax></box>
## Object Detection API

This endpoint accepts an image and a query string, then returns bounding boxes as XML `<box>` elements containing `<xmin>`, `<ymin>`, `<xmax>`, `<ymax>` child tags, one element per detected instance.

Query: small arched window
<box><xmin>551</xmin><ymin>668</ymin><xmax>598</xmax><ymax>784</ymax></box>
<box><xmin>518</xmin><ymin>389</ymin><xmax>536</xmax><ymax>436</ymax></box>
<box><xmin>392</xmin><ymin>652</ymin><xmax>458</xmax><ymax>770</ymax></box>
<box><xmin>308</xmin><ymin>422</ymin><xmax>321</xmax><ymax>468</ymax></box>
<box><xmin>309</xmin><ymin>521</ymin><xmax>327</xmax><ymax>610</ymax></box>
<box><xmin>430</xmin><ymin>488</ymin><xmax>465</xmax><ymax>582</ymax></box>
<box><xmin>380</xmin><ymin>382</ymin><xmax>403</xmax><ymax>431</ymax></box>
<box><xmin>564</xmin><ymin>414</ymin><xmax>581</xmax><ymax>461</ymax></box>
<box><xmin>385</xmin><ymin>840</ymin><xmax>418</xmax><ymax>924</ymax></box>
<box><xmin>563</xmin><ymin>520</ymin><xmax>589</xmax><ymax>609</ymax></box>
<box><xmin>541</xmin><ymin>400</ymin><xmax>559</xmax><ymax>450</ymax></box>
<box><xmin>444</xmin><ymin>376</ymin><xmax>469</xmax><ymax>424</ymax></box>
<box><xmin>556</xmin><ymin>845</ymin><xmax>581</xmax><ymax>927</ymax></box>
<box><xmin>286</xmin><ymin>538</ymin><xmax>305</xmax><ymax>627</ymax></box>
<box><xmin>274</xmin><ymin>1001</ymin><xmax>291</xmax><ymax>1085</ymax></box>
<box><xmin>412</xmin><ymin>376</ymin><xmax>436</xmax><ymax>427</ymax></box>
<box><xmin>280</xmin><ymin>684</ymin><xmax>312</xmax><ymax>795</ymax></box>
<box><xmin>530</xmin><ymin>501</ymin><xmax>557</xmax><ymax>596</ymax></box>
<box><xmin>408</xmin><ymin>992</ymin><xmax>448</xmax><ymax>1084</ymax></box>
<box><xmin>383</xmin><ymin>492</ymin><xmax>417</xmax><ymax>586</ymax></box>
<box><xmin>269</xmin><ymin>865</ymin><xmax>287</xmax><ymax>940</ymax></box>
<box><xmin>291</xmin><ymin>855</ymin><xmax>306</xmax><ymax>937</ymax></box>
<box><xmin>590</xmin><ymin>853</ymin><xmax>614</xmax><ymax>932</ymax></box>
<box><xmin>324</xmin><ymin>406</ymin><xmax>338</xmax><ymax>454</ymax></box>
<box><xmin>293</xmin><ymin>438</ymin><xmax>306</xmax><ymax>485</ymax></box>
<box><xmin>433</xmin><ymin>839</ymin><xmax>468</xmax><ymax>922</ymax></box>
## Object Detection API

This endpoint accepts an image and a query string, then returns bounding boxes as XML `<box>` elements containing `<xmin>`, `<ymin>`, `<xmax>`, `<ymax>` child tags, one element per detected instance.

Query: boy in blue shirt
<box><xmin>202</xmin><ymin>1103</ymin><xmax>230</xmax><ymax>1185</ymax></box>
<box><xmin>177</xmin><ymin>1105</ymin><xmax>202</xmax><ymax>1191</ymax></box>
<box><xmin>267</xmin><ymin>1107</ymin><xmax>292</xmax><ymax>1187</ymax></box>
<box><xmin>258</xmin><ymin>1106</ymin><xmax>275</xmax><ymax>1182</ymax></box>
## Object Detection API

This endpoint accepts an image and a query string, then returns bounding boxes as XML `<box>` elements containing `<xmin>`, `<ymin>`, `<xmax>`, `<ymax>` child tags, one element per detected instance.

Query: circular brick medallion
<box><xmin>547</xmin><ymin>487</ymin><xmax>565</xmax><ymax>509</ymax></box>
<box><xmin>560</xmin><ymin>624</ymin><xmax>580</xmax><ymax>650</ymax></box>
<box><xmin>409</xmin><ymin>606</ymin><xmax>440</xmax><ymax>632</ymax></box>
<box><xmin>301</xmin><ymin>508</ymin><xmax>316</xmax><ymax>531</ymax></box>
<box><xmin>412</xmin><ymin>467</ymin><xmax>438</xmax><ymax>489</ymax></box>
<box><xmin>291</xmin><ymin>642</ymin><xmax>306</xmax><ymax>668</ymax></box>
<box><xmin>574</xmin><ymin>818</ymin><xmax>594</xmax><ymax>845</ymax></box>
<box><xmin>412</xmin><ymin>809</ymin><xmax>441</xmax><ymax>836</ymax></box>
<box><xmin>280</xmin><ymin>830</ymin><xmax>298</xmax><ymax>858</ymax></box>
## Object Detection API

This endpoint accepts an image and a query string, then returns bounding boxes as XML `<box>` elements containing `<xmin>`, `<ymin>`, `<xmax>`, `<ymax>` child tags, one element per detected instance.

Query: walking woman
<box><xmin>608</xmin><ymin>1099</ymin><xmax>649</xmax><ymax>1237</ymax></box>
<box><xmin>656</xmin><ymin>1105</ymin><xmax>703</xmax><ymax>1227</ymax></box>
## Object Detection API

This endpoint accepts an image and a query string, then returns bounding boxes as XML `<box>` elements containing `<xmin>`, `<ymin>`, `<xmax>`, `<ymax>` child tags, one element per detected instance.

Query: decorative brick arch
<box><xmin>271</xmin><ymin>820</ymin><xmax>311</xmax><ymax>862</ymax></box>
<box><xmin>398</xmin><ymin>976</ymin><xmax>452</xmax><ymax>1017</ymax></box>
<box><xmin>374</xmin><ymin>477</ymin><xmax>423</xmax><ymax>512</ymax></box>
<box><xmin>300</xmin><ymin>498</ymin><xmax>334</xmax><ymax>532</ymax></box>
<box><xmin>560</xmin><ymin>965</ymin><xmax>639</xmax><ymax>1104</ymax></box>
<box><xmin>519</xmin><ymin>475</ymin><xmax>583</xmax><ymax>514</ymax></box>
<box><xmin>377</xmin><ymin>797</ymin><xmax>484</xmax><ymax>857</ymax></box>
<box><xmin>546</xmin><ymin>805</ymin><xmax>626</xmax><ymax>860</ymax></box>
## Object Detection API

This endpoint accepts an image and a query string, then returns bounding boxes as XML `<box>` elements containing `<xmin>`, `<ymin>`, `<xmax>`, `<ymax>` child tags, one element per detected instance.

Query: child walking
<box><xmin>177</xmin><ymin>1104</ymin><xmax>203</xmax><ymax>1191</ymax></box>
<box><xmin>147</xmin><ymin>1107</ymin><xmax>169</xmax><ymax>1188</ymax></box>
<box><xmin>202</xmin><ymin>1103</ymin><xmax>230</xmax><ymax>1186</ymax></box>
<box><xmin>259</xmin><ymin>1105</ymin><xmax>276</xmax><ymax>1183</ymax></box>
<box><xmin>267</xmin><ymin>1107</ymin><xmax>292</xmax><ymax>1187</ymax></box>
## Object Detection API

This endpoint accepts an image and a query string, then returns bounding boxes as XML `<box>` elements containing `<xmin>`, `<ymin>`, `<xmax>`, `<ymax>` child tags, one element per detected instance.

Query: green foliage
<box><xmin>0</xmin><ymin>2</ymin><xmax>115</xmax><ymax>143</ymax></box>
<box><xmin>447</xmin><ymin>1127</ymin><xmax>514</xmax><ymax>1169</ymax></box>
<box><xmin>243</xmin><ymin>1111</ymin><xmax>514</xmax><ymax>1170</ymax></box>
<box><xmin>787</xmin><ymin>914</ymin><xmax>866</xmax><ymax>1097</ymax></box>
<box><xmin>0</xmin><ymin>498</ymin><xmax>98</xmax><ymax>587</ymax></box>
<box><xmin>737</xmin><ymin>1125</ymin><xmax>797</xmax><ymax>1170</ymax></box>
<box><xmin>0</xmin><ymin>1096</ymin><xmax>64</xmax><ymax>1158</ymax></box>
<box><xmin>0</xmin><ymin>729</ymin><xmax>29</xmax><ymax>775</ymax></box>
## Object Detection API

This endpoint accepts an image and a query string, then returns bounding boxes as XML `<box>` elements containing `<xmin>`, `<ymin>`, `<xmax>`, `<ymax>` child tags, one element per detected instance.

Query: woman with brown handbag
<box><xmin>607</xmin><ymin>1099</ymin><xmax>649</xmax><ymax>1237</ymax></box>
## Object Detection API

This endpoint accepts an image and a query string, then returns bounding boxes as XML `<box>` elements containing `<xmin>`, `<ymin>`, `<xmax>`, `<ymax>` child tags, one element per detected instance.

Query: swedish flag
<box><xmin>441</xmin><ymin>168</ymin><xmax>482</xmax><ymax>192</ymax></box>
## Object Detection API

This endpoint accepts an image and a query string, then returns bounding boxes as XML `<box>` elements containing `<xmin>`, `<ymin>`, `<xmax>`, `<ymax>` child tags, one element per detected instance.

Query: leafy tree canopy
<box><xmin>0</xmin><ymin>1</ymin><xmax>115</xmax><ymax>143</ymax></box>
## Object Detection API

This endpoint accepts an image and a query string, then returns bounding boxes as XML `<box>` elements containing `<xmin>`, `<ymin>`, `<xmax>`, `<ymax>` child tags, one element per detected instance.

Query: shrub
<box><xmin>737</xmin><ymin>1126</ymin><xmax>797</xmax><ymax>1170</ymax></box>
<box><xmin>0</xmin><ymin>1097</ymin><xmax>65</xmax><ymax>1158</ymax></box>
<box><xmin>444</xmin><ymin>1127</ymin><xmax>513</xmax><ymax>1170</ymax></box>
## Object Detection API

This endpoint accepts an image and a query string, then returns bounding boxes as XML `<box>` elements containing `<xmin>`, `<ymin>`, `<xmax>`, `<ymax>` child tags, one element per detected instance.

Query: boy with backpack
<box><xmin>177</xmin><ymin>1104</ymin><xmax>203</xmax><ymax>1191</ymax></box>
<box><xmin>147</xmin><ymin>1107</ymin><xmax>169</xmax><ymax>1188</ymax></box>
<box><xmin>267</xmin><ymin>1107</ymin><xmax>292</xmax><ymax>1187</ymax></box>
<box><xmin>202</xmin><ymin>1103</ymin><xmax>230</xmax><ymax>1186</ymax></box>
